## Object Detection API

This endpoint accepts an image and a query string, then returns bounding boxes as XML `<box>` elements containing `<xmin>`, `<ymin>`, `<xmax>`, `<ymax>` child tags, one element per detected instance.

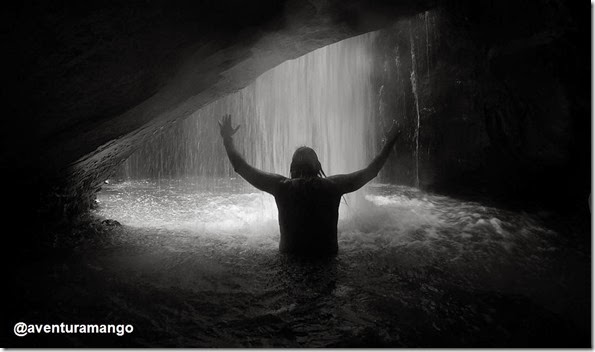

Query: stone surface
<box><xmin>371</xmin><ymin>1</ymin><xmax>590</xmax><ymax>208</ymax></box>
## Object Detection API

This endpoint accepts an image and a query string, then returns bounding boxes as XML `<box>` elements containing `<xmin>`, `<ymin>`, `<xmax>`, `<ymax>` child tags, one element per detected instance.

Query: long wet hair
<box><xmin>290</xmin><ymin>146</ymin><xmax>326</xmax><ymax>179</ymax></box>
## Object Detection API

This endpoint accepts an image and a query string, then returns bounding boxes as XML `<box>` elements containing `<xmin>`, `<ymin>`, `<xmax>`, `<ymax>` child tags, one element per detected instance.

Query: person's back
<box><xmin>276</xmin><ymin>177</ymin><xmax>341</xmax><ymax>256</ymax></box>
<box><xmin>218</xmin><ymin>114</ymin><xmax>400</xmax><ymax>257</ymax></box>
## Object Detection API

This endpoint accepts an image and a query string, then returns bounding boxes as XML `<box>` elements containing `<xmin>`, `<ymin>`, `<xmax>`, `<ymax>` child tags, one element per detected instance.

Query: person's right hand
<box><xmin>218</xmin><ymin>114</ymin><xmax>241</xmax><ymax>140</ymax></box>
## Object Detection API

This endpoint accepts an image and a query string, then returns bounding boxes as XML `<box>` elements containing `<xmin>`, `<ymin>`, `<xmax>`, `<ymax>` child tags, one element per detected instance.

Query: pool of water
<box><xmin>95</xmin><ymin>178</ymin><xmax>572</xmax><ymax>282</ymax></box>
<box><xmin>83</xmin><ymin>178</ymin><xmax>592</xmax><ymax>346</ymax></box>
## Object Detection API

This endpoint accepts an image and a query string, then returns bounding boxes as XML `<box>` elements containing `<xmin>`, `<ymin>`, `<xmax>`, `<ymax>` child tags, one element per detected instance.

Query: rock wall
<box><xmin>372</xmin><ymin>1</ymin><xmax>590</xmax><ymax>208</ymax></box>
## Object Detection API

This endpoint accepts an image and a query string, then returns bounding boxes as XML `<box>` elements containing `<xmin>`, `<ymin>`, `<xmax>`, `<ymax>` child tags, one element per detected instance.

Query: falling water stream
<box><xmin>87</xmin><ymin>30</ymin><xmax>589</xmax><ymax>347</ymax></box>
<box><xmin>424</xmin><ymin>11</ymin><xmax>431</xmax><ymax>79</ymax></box>
<box><xmin>408</xmin><ymin>23</ymin><xmax>422</xmax><ymax>188</ymax></box>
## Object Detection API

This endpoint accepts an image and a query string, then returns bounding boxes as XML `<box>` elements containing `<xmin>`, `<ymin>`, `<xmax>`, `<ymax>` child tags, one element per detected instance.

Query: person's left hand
<box><xmin>218</xmin><ymin>114</ymin><xmax>241</xmax><ymax>140</ymax></box>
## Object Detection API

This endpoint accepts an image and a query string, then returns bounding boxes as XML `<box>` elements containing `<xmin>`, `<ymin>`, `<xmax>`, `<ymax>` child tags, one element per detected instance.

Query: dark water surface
<box><xmin>6</xmin><ymin>179</ymin><xmax>590</xmax><ymax>347</ymax></box>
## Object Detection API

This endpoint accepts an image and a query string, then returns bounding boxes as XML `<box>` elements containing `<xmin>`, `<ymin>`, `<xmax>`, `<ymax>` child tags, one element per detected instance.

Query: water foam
<box><xmin>97</xmin><ymin>180</ymin><xmax>557</xmax><ymax>263</ymax></box>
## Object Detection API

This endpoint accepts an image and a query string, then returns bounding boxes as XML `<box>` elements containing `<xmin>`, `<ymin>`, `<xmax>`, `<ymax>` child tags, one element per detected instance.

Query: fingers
<box><xmin>218</xmin><ymin>114</ymin><xmax>240</xmax><ymax>137</ymax></box>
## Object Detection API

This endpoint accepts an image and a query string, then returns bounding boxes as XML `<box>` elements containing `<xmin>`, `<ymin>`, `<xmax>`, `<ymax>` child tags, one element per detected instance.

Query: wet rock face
<box><xmin>5</xmin><ymin>0</ymin><xmax>432</xmax><ymax>224</ymax></box>
<box><xmin>372</xmin><ymin>1</ymin><xmax>590</xmax><ymax>207</ymax></box>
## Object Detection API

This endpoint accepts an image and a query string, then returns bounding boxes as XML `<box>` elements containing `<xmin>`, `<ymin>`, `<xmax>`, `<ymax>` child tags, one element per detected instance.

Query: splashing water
<box><xmin>91</xmin><ymin>178</ymin><xmax>589</xmax><ymax>347</ymax></box>
<box><xmin>97</xmin><ymin>179</ymin><xmax>559</xmax><ymax>267</ymax></box>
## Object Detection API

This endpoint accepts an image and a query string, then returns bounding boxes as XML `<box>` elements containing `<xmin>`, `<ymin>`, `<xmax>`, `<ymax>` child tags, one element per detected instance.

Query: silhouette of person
<box><xmin>219</xmin><ymin>114</ymin><xmax>401</xmax><ymax>257</ymax></box>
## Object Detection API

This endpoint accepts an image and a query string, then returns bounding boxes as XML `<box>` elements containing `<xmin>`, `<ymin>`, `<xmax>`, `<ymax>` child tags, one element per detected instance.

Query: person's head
<box><xmin>290</xmin><ymin>146</ymin><xmax>325</xmax><ymax>179</ymax></box>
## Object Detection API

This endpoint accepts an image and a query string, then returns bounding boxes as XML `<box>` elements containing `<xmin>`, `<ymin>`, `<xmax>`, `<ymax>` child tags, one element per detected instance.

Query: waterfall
<box><xmin>425</xmin><ymin>11</ymin><xmax>431</xmax><ymax>79</ymax></box>
<box><xmin>120</xmin><ymin>32</ymin><xmax>378</xmax><ymax>208</ymax></box>
<box><xmin>409</xmin><ymin>22</ymin><xmax>422</xmax><ymax>188</ymax></box>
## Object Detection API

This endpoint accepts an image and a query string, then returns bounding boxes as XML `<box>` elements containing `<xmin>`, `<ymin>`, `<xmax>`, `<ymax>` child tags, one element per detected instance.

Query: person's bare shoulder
<box><xmin>318</xmin><ymin>177</ymin><xmax>344</xmax><ymax>194</ymax></box>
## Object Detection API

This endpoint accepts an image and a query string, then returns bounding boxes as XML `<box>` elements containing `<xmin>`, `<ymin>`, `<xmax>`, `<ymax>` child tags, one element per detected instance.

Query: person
<box><xmin>219</xmin><ymin>114</ymin><xmax>401</xmax><ymax>257</ymax></box>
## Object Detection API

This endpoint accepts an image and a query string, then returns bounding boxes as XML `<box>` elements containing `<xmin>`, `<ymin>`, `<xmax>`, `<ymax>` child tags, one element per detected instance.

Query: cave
<box><xmin>2</xmin><ymin>0</ymin><xmax>591</xmax><ymax>347</ymax></box>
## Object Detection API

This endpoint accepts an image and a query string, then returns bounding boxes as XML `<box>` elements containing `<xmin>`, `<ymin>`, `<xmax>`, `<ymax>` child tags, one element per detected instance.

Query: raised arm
<box><xmin>219</xmin><ymin>114</ymin><xmax>286</xmax><ymax>195</ymax></box>
<box><xmin>327</xmin><ymin>121</ymin><xmax>402</xmax><ymax>194</ymax></box>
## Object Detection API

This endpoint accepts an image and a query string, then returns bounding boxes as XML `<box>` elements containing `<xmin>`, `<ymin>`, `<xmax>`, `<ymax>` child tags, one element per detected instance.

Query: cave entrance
<box><xmin>95</xmin><ymin>10</ymin><xmax>441</xmax><ymax>230</ymax></box>
<box><xmin>94</xmin><ymin>12</ymin><xmax>437</xmax><ymax>237</ymax></box>
<box><xmin>97</xmin><ymin>30</ymin><xmax>385</xmax><ymax>231</ymax></box>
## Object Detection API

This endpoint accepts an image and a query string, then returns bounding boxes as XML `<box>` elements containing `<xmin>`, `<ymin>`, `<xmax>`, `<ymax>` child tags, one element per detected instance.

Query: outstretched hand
<box><xmin>218</xmin><ymin>114</ymin><xmax>241</xmax><ymax>140</ymax></box>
